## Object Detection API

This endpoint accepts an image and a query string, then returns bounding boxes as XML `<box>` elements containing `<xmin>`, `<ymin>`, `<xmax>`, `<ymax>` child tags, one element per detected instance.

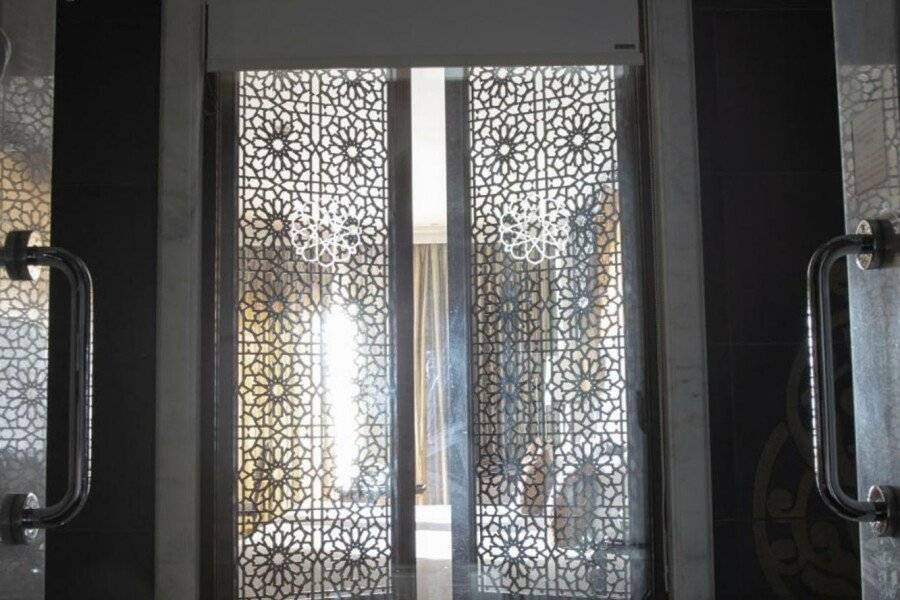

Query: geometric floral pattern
<box><xmin>499</xmin><ymin>193</ymin><xmax>570</xmax><ymax>265</ymax></box>
<box><xmin>467</xmin><ymin>65</ymin><xmax>633</xmax><ymax>598</ymax></box>
<box><xmin>237</xmin><ymin>69</ymin><xmax>392</xmax><ymax>599</ymax></box>
<box><xmin>0</xmin><ymin>67</ymin><xmax>53</xmax><ymax>594</ymax></box>
<box><xmin>288</xmin><ymin>195</ymin><xmax>362</xmax><ymax>268</ymax></box>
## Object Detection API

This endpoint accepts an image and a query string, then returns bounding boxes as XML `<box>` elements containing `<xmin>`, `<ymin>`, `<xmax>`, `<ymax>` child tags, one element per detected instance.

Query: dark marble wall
<box><xmin>47</xmin><ymin>1</ymin><xmax>161</xmax><ymax>597</ymax></box>
<box><xmin>694</xmin><ymin>1</ymin><xmax>861</xmax><ymax>598</ymax></box>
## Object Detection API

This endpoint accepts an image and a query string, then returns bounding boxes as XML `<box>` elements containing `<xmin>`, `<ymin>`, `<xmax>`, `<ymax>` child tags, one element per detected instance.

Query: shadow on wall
<box><xmin>751</xmin><ymin>287</ymin><xmax>859</xmax><ymax>598</ymax></box>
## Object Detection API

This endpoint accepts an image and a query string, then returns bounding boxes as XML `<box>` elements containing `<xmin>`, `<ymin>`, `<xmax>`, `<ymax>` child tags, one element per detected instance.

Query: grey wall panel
<box><xmin>207</xmin><ymin>0</ymin><xmax>641</xmax><ymax>71</ymax></box>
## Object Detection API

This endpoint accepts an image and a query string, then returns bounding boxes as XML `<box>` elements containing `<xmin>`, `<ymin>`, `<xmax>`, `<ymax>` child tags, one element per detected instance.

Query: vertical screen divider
<box><xmin>388</xmin><ymin>69</ymin><xmax>417</xmax><ymax>591</ymax></box>
<box><xmin>614</xmin><ymin>64</ymin><xmax>665</xmax><ymax>598</ymax></box>
<box><xmin>203</xmin><ymin>71</ymin><xmax>239</xmax><ymax>600</ymax></box>
<box><xmin>445</xmin><ymin>67</ymin><xmax>477</xmax><ymax>600</ymax></box>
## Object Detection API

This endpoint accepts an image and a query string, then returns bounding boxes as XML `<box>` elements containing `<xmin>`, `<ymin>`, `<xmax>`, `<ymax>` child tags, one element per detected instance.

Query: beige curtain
<box><xmin>413</xmin><ymin>243</ymin><xmax>449</xmax><ymax>505</ymax></box>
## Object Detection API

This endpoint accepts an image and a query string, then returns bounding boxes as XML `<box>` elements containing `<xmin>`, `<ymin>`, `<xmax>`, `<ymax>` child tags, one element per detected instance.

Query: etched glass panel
<box><xmin>0</xmin><ymin>2</ymin><xmax>55</xmax><ymax>596</ymax></box>
<box><xmin>236</xmin><ymin>69</ymin><xmax>394</xmax><ymax>599</ymax></box>
<box><xmin>466</xmin><ymin>65</ymin><xmax>641</xmax><ymax>598</ymax></box>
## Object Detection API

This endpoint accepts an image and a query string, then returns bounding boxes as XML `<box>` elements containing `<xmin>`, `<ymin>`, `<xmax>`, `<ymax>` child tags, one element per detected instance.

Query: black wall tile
<box><xmin>712</xmin><ymin>520</ymin><xmax>775</xmax><ymax>600</ymax></box>
<box><xmin>709</xmin><ymin>11</ymin><xmax>841</xmax><ymax>174</ymax></box>
<box><xmin>718</xmin><ymin>170</ymin><xmax>844</xmax><ymax>345</ymax></box>
<box><xmin>727</xmin><ymin>344</ymin><xmax>804</xmax><ymax>517</ymax></box>
<box><xmin>707</xmin><ymin>341</ymin><xmax>738</xmax><ymax>519</ymax></box>
<box><xmin>694</xmin><ymin>1</ymin><xmax>859</xmax><ymax>597</ymax></box>
<box><xmin>44</xmin><ymin>532</ymin><xmax>154</xmax><ymax>598</ymax></box>
<box><xmin>47</xmin><ymin>2</ymin><xmax>161</xmax><ymax>598</ymax></box>
<box><xmin>51</xmin><ymin>11</ymin><xmax>161</xmax><ymax>188</ymax></box>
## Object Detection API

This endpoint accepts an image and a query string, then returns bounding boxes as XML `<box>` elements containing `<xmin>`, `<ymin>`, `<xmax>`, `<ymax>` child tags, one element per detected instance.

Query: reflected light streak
<box><xmin>324</xmin><ymin>305</ymin><xmax>360</xmax><ymax>492</ymax></box>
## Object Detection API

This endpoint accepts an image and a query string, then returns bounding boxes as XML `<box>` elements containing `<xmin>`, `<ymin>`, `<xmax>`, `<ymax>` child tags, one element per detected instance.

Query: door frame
<box><xmin>156</xmin><ymin>1</ymin><xmax>714</xmax><ymax>598</ymax></box>
<box><xmin>641</xmin><ymin>1</ymin><xmax>715</xmax><ymax>597</ymax></box>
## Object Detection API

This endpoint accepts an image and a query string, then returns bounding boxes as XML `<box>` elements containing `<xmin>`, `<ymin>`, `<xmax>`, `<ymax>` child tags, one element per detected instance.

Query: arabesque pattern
<box><xmin>236</xmin><ymin>69</ymin><xmax>393</xmax><ymax>599</ymax></box>
<box><xmin>0</xmin><ymin>69</ymin><xmax>53</xmax><ymax>595</ymax></box>
<box><xmin>467</xmin><ymin>65</ymin><xmax>632</xmax><ymax>598</ymax></box>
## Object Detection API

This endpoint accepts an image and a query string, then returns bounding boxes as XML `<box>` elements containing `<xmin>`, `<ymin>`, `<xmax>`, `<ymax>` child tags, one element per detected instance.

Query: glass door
<box><xmin>830</xmin><ymin>0</ymin><xmax>900</xmax><ymax>597</ymax></box>
<box><xmin>0</xmin><ymin>1</ymin><xmax>56</xmax><ymax>597</ymax></box>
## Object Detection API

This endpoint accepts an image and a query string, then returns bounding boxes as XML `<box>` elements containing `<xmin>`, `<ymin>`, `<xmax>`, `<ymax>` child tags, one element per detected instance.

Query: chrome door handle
<box><xmin>0</xmin><ymin>231</ymin><xmax>93</xmax><ymax>544</ymax></box>
<box><xmin>807</xmin><ymin>218</ymin><xmax>896</xmax><ymax>538</ymax></box>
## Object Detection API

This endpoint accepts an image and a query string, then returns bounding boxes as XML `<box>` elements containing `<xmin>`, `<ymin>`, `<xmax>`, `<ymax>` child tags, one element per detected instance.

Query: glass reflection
<box><xmin>324</xmin><ymin>305</ymin><xmax>360</xmax><ymax>493</ymax></box>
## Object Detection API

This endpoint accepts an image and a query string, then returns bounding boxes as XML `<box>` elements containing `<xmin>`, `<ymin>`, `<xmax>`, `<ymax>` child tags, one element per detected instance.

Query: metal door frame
<box><xmin>157</xmin><ymin>1</ymin><xmax>713</xmax><ymax>598</ymax></box>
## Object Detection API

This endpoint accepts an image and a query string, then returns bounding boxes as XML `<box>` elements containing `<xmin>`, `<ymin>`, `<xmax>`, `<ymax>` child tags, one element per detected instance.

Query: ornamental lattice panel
<box><xmin>466</xmin><ymin>65</ymin><xmax>633</xmax><ymax>598</ymax></box>
<box><xmin>236</xmin><ymin>69</ymin><xmax>394</xmax><ymax>599</ymax></box>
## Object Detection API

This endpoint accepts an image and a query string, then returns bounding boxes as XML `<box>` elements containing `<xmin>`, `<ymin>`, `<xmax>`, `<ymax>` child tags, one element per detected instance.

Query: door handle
<box><xmin>0</xmin><ymin>231</ymin><xmax>93</xmax><ymax>544</ymax></box>
<box><xmin>807</xmin><ymin>218</ymin><xmax>896</xmax><ymax>538</ymax></box>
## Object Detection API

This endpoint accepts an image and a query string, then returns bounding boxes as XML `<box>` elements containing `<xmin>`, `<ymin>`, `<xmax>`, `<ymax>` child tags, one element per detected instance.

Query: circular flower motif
<box><xmin>335</xmin><ymin>280</ymin><xmax>385</xmax><ymax>334</ymax></box>
<box><xmin>241</xmin><ymin>278</ymin><xmax>305</xmax><ymax>333</ymax></box>
<box><xmin>242</xmin><ymin>189</ymin><xmax>294</xmax><ymax>248</ymax></box>
<box><xmin>479</xmin><ymin>442</ymin><xmax>545</xmax><ymax>504</ymax></box>
<box><xmin>3</xmin><ymin>363</ymin><xmax>46</xmax><ymax>429</ymax></box>
<box><xmin>558</xmin><ymin>440</ymin><xmax>624</xmax><ymax>505</ymax></box>
<box><xmin>551</xmin><ymin>113</ymin><xmax>609</xmax><ymax>169</ymax></box>
<box><xmin>247</xmin><ymin>442</ymin><xmax>307</xmax><ymax>512</ymax></box>
<box><xmin>288</xmin><ymin>195</ymin><xmax>362</xmax><ymax>268</ymax></box>
<box><xmin>243</xmin><ymin>527</ymin><xmax>307</xmax><ymax>595</ymax></box>
<box><xmin>499</xmin><ymin>193</ymin><xmax>570</xmax><ymax>264</ymax></box>
<box><xmin>477</xmin><ymin>119</ymin><xmax>529</xmax><ymax>178</ymax></box>
<box><xmin>556</xmin><ymin>348</ymin><xmax>618</xmax><ymax>407</ymax></box>
<box><xmin>244</xmin><ymin>359</ymin><xmax>306</xmax><ymax>427</ymax></box>
<box><xmin>241</xmin><ymin>70</ymin><xmax>305</xmax><ymax>121</ymax></box>
<box><xmin>567</xmin><ymin>193</ymin><xmax>600</xmax><ymax>235</ymax></box>
<box><xmin>480</xmin><ymin>446</ymin><xmax>526</xmax><ymax>499</ymax></box>
<box><xmin>327</xmin><ymin>523</ymin><xmax>385</xmax><ymax>591</ymax></box>
<box><xmin>328</xmin><ymin>126</ymin><xmax>380</xmax><ymax>178</ymax></box>
<box><xmin>484</xmin><ymin>524</ymin><xmax>540</xmax><ymax>588</ymax></box>
<box><xmin>250</xmin><ymin>118</ymin><xmax>302</xmax><ymax>174</ymax></box>
<box><xmin>561</xmin><ymin>185</ymin><xmax>619</xmax><ymax>256</ymax></box>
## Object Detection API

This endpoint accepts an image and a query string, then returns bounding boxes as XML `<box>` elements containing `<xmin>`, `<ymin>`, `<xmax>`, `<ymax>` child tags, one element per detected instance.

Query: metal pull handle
<box><xmin>807</xmin><ymin>218</ymin><xmax>896</xmax><ymax>538</ymax></box>
<box><xmin>0</xmin><ymin>231</ymin><xmax>93</xmax><ymax>544</ymax></box>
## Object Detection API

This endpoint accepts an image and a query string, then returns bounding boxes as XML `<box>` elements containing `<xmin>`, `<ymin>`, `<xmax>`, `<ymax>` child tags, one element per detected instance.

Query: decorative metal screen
<box><xmin>236</xmin><ymin>69</ymin><xmax>395</xmax><ymax>599</ymax></box>
<box><xmin>466</xmin><ymin>65</ymin><xmax>633</xmax><ymax>598</ymax></box>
